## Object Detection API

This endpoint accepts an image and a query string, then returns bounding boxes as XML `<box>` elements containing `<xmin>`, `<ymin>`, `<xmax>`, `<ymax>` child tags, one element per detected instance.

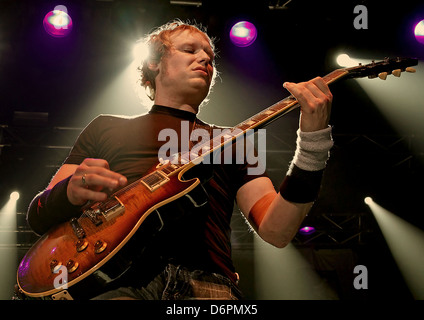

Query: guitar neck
<box><xmin>189</xmin><ymin>69</ymin><xmax>349</xmax><ymax>160</ymax></box>
<box><xmin>138</xmin><ymin>57</ymin><xmax>418</xmax><ymax>185</ymax></box>
<box><xmin>233</xmin><ymin>68</ymin><xmax>348</xmax><ymax>132</ymax></box>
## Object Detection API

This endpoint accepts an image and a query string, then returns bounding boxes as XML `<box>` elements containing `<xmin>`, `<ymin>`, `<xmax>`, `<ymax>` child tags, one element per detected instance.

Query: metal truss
<box><xmin>292</xmin><ymin>212</ymin><xmax>373</xmax><ymax>248</ymax></box>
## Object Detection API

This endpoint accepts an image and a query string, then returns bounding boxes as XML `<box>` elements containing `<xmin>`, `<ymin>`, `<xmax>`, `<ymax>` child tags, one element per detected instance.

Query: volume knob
<box><xmin>66</xmin><ymin>259</ymin><xmax>79</xmax><ymax>273</ymax></box>
<box><xmin>94</xmin><ymin>240</ymin><xmax>107</xmax><ymax>254</ymax></box>
<box><xmin>76</xmin><ymin>239</ymin><xmax>88</xmax><ymax>252</ymax></box>
<box><xmin>50</xmin><ymin>259</ymin><xmax>62</xmax><ymax>273</ymax></box>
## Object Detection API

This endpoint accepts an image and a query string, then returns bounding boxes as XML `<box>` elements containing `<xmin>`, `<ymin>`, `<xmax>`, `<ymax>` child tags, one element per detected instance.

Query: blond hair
<box><xmin>136</xmin><ymin>20</ymin><xmax>217</xmax><ymax>103</ymax></box>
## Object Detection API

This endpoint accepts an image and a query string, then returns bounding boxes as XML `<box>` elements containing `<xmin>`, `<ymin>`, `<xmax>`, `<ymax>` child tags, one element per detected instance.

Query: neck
<box><xmin>154</xmin><ymin>97</ymin><xmax>199</xmax><ymax>114</ymax></box>
<box><xmin>154</xmin><ymin>86</ymin><xmax>205</xmax><ymax>114</ymax></box>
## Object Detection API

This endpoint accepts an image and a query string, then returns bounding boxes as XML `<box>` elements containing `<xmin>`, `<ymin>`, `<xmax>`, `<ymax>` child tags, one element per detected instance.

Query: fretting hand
<box><xmin>284</xmin><ymin>77</ymin><xmax>333</xmax><ymax>132</ymax></box>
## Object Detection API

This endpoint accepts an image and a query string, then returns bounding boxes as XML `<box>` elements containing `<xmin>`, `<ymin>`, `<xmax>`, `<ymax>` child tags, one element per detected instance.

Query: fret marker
<box><xmin>223</xmin><ymin>134</ymin><xmax>232</xmax><ymax>140</ymax></box>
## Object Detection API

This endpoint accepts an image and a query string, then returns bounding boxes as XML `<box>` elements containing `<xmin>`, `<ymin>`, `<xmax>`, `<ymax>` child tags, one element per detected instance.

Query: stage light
<box><xmin>0</xmin><ymin>192</ymin><xmax>18</xmax><ymax>300</ymax></box>
<box><xmin>229</xmin><ymin>21</ymin><xmax>257</xmax><ymax>47</ymax></box>
<box><xmin>43</xmin><ymin>5</ymin><xmax>73</xmax><ymax>38</ymax></box>
<box><xmin>299</xmin><ymin>226</ymin><xmax>316</xmax><ymax>235</ymax></box>
<box><xmin>353</xmin><ymin>60</ymin><xmax>423</xmax><ymax>151</ymax></box>
<box><xmin>254</xmin><ymin>240</ymin><xmax>338</xmax><ymax>299</ymax></box>
<box><xmin>9</xmin><ymin>192</ymin><xmax>20</xmax><ymax>201</ymax></box>
<box><xmin>364</xmin><ymin>196</ymin><xmax>373</xmax><ymax>205</ymax></box>
<box><xmin>336</xmin><ymin>53</ymin><xmax>357</xmax><ymax>67</ymax></box>
<box><xmin>414</xmin><ymin>19</ymin><xmax>424</xmax><ymax>45</ymax></box>
<box><xmin>367</xmin><ymin>200</ymin><xmax>424</xmax><ymax>299</ymax></box>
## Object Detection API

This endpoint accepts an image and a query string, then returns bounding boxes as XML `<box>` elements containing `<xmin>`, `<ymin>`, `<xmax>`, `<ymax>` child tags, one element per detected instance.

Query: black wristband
<box><xmin>26</xmin><ymin>175</ymin><xmax>82</xmax><ymax>235</ymax></box>
<box><xmin>279</xmin><ymin>165</ymin><xmax>324</xmax><ymax>203</ymax></box>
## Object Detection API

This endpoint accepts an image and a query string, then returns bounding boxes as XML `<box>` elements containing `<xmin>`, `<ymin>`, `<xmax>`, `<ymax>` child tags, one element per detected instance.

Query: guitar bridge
<box><xmin>83</xmin><ymin>207</ymin><xmax>103</xmax><ymax>226</ymax></box>
<box><xmin>83</xmin><ymin>196</ymin><xmax>125</xmax><ymax>225</ymax></box>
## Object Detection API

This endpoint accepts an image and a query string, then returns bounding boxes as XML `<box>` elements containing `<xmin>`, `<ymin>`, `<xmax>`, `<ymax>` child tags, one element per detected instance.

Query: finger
<box><xmin>82</xmin><ymin>173</ymin><xmax>120</xmax><ymax>190</ymax></box>
<box><xmin>309</xmin><ymin>77</ymin><xmax>333</xmax><ymax>100</ymax></box>
<box><xmin>77</xmin><ymin>159</ymin><xmax>128</xmax><ymax>186</ymax></box>
<box><xmin>302</xmin><ymin>82</ymin><xmax>332</xmax><ymax>113</ymax></box>
<box><xmin>82</xmin><ymin>166</ymin><xmax>126</xmax><ymax>182</ymax></box>
<box><xmin>284</xmin><ymin>80</ymin><xmax>332</xmax><ymax>113</ymax></box>
<box><xmin>67</xmin><ymin>174</ymin><xmax>108</xmax><ymax>205</ymax></box>
<box><xmin>73</xmin><ymin>186</ymin><xmax>109</xmax><ymax>203</ymax></box>
<box><xmin>284</xmin><ymin>78</ymin><xmax>332</xmax><ymax>101</ymax></box>
<box><xmin>283</xmin><ymin>81</ymin><xmax>318</xmax><ymax>110</ymax></box>
<box><xmin>294</xmin><ymin>79</ymin><xmax>331</xmax><ymax>104</ymax></box>
<box><xmin>82</xmin><ymin>158</ymin><xmax>110</xmax><ymax>170</ymax></box>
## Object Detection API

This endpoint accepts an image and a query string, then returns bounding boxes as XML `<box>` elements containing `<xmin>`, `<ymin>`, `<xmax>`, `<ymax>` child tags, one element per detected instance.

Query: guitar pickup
<box><xmin>141</xmin><ymin>171</ymin><xmax>170</xmax><ymax>192</ymax></box>
<box><xmin>83</xmin><ymin>196</ymin><xmax>125</xmax><ymax>225</ymax></box>
<box><xmin>101</xmin><ymin>200</ymin><xmax>125</xmax><ymax>221</ymax></box>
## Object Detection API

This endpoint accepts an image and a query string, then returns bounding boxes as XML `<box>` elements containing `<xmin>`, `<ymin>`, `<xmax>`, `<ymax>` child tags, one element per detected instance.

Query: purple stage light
<box><xmin>229</xmin><ymin>21</ymin><xmax>257</xmax><ymax>47</ymax></box>
<box><xmin>414</xmin><ymin>20</ymin><xmax>424</xmax><ymax>45</ymax></box>
<box><xmin>299</xmin><ymin>226</ymin><xmax>316</xmax><ymax>235</ymax></box>
<box><xmin>43</xmin><ymin>6</ymin><xmax>73</xmax><ymax>38</ymax></box>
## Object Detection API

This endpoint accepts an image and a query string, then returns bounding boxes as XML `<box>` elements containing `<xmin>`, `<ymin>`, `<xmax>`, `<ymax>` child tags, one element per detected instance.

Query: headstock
<box><xmin>345</xmin><ymin>57</ymin><xmax>418</xmax><ymax>80</ymax></box>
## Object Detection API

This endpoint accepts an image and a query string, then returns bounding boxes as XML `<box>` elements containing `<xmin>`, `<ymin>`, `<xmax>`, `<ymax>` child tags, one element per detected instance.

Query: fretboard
<box><xmin>143</xmin><ymin>68</ymin><xmax>350</xmax><ymax>182</ymax></box>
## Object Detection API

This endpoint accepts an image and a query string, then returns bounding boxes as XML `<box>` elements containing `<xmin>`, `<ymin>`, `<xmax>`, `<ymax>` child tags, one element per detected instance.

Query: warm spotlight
<box><xmin>254</xmin><ymin>240</ymin><xmax>338</xmax><ymax>299</ymax></box>
<box><xmin>367</xmin><ymin>200</ymin><xmax>424</xmax><ymax>299</ymax></box>
<box><xmin>43</xmin><ymin>5</ymin><xmax>73</xmax><ymax>38</ymax></box>
<box><xmin>132</xmin><ymin>41</ymin><xmax>149</xmax><ymax>62</ymax></box>
<box><xmin>0</xmin><ymin>191</ymin><xmax>19</xmax><ymax>299</ymax></box>
<box><xmin>414</xmin><ymin>20</ymin><xmax>424</xmax><ymax>44</ymax></box>
<box><xmin>9</xmin><ymin>192</ymin><xmax>20</xmax><ymax>201</ymax></box>
<box><xmin>364</xmin><ymin>197</ymin><xmax>373</xmax><ymax>205</ymax></box>
<box><xmin>229</xmin><ymin>21</ymin><xmax>257</xmax><ymax>47</ymax></box>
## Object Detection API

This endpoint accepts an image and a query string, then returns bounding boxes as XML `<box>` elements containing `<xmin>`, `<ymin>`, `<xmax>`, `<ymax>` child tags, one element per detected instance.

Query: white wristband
<box><xmin>288</xmin><ymin>126</ymin><xmax>334</xmax><ymax>174</ymax></box>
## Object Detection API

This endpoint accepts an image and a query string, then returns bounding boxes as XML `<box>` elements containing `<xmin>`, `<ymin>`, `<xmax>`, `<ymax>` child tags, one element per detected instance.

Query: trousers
<box><xmin>92</xmin><ymin>263</ymin><xmax>242</xmax><ymax>300</ymax></box>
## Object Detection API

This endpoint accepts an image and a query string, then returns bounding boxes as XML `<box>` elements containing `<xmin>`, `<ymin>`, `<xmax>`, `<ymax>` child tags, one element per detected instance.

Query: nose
<box><xmin>197</xmin><ymin>50</ymin><xmax>212</xmax><ymax>67</ymax></box>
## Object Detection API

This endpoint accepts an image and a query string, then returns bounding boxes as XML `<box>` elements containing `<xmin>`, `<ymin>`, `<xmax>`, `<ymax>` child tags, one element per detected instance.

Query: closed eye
<box><xmin>182</xmin><ymin>46</ymin><xmax>195</xmax><ymax>54</ymax></box>
<box><xmin>180</xmin><ymin>45</ymin><xmax>214</xmax><ymax>64</ymax></box>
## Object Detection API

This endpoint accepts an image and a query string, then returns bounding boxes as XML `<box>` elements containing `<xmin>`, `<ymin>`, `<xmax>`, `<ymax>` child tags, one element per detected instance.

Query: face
<box><xmin>152</xmin><ymin>30</ymin><xmax>215</xmax><ymax>107</ymax></box>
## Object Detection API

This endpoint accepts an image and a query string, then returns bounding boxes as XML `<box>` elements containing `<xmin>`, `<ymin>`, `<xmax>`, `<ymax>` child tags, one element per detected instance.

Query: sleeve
<box><xmin>26</xmin><ymin>116</ymin><xmax>104</xmax><ymax>235</ymax></box>
<box><xmin>26</xmin><ymin>176</ymin><xmax>82</xmax><ymax>235</ymax></box>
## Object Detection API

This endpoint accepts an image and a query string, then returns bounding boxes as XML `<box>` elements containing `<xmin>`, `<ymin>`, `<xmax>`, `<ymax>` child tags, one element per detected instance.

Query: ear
<box><xmin>148</xmin><ymin>60</ymin><xmax>160</xmax><ymax>72</ymax></box>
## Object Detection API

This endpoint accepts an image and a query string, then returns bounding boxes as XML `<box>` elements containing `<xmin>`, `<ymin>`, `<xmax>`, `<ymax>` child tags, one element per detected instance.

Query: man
<box><xmin>26</xmin><ymin>21</ymin><xmax>333</xmax><ymax>299</ymax></box>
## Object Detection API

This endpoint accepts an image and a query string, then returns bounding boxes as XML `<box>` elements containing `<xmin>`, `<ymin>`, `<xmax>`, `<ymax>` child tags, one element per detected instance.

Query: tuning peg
<box><xmin>392</xmin><ymin>69</ymin><xmax>401</xmax><ymax>77</ymax></box>
<box><xmin>406</xmin><ymin>67</ymin><xmax>416</xmax><ymax>73</ymax></box>
<box><xmin>378</xmin><ymin>72</ymin><xmax>388</xmax><ymax>80</ymax></box>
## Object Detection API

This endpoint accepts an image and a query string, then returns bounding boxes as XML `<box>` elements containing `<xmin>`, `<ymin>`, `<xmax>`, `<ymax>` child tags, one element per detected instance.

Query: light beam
<box><xmin>366</xmin><ymin>199</ymin><xmax>424</xmax><ymax>299</ymax></box>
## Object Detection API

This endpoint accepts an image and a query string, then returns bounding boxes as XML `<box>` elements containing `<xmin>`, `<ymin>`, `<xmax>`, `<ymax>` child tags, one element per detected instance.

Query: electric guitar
<box><xmin>16</xmin><ymin>57</ymin><xmax>418</xmax><ymax>299</ymax></box>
